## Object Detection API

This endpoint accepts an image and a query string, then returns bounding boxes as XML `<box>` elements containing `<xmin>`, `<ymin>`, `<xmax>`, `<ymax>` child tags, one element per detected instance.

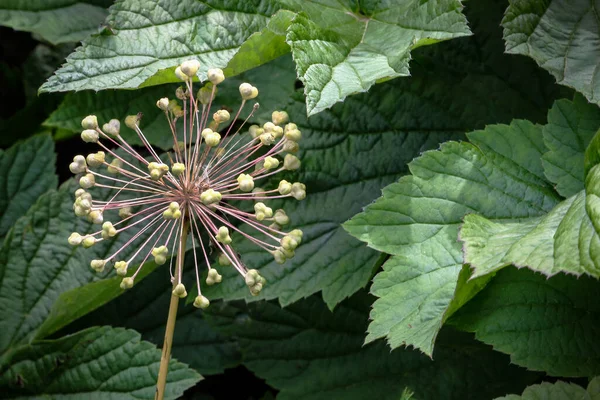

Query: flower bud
<box><xmin>125</xmin><ymin>114</ymin><xmax>140</xmax><ymax>130</ymax></box>
<box><xmin>163</xmin><ymin>202</ymin><xmax>182</xmax><ymax>220</ymax></box>
<box><xmin>156</xmin><ymin>97</ymin><xmax>169</xmax><ymax>111</ymax></box>
<box><xmin>82</xmin><ymin>236</ymin><xmax>97</xmax><ymax>248</ymax></box>
<box><xmin>272</xmin><ymin>111</ymin><xmax>289</xmax><ymax>126</ymax></box>
<box><xmin>218</xmin><ymin>252</ymin><xmax>231</xmax><ymax>266</ymax></box>
<box><xmin>115</xmin><ymin>260</ymin><xmax>128</xmax><ymax>276</ymax></box>
<box><xmin>239</xmin><ymin>83</ymin><xmax>258</xmax><ymax>100</ymax></box>
<box><xmin>173</xmin><ymin>141</ymin><xmax>185</xmax><ymax>152</ymax></box>
<box><xmin>237</xmin><ymin>173</ymin><xmax>254</xmax><ymax>192</ymax></box>
<box><xmin>172</xmin><ymin>162</ymin><xmax>185</xmax><ymax>176</ymax></box>
<box><xmin>207</xmin><ymin>68</ymin><xmax>225</xmax><ymax>85</ymax></box>
<box><xmin>90</xmin><ymin>259</ymin><xmax>107</xmax><ymax>273</ymax></box>
<box><xmin>259</xmin><ymin>132</ymin><xmax>275</xmax><ymax>146</ymax></box>
<box><xmin>291</xmin><ymin>182</ymin><xmax>306</xmax><ymax>200</ymax></box>
<box><xmin>284</xmin><ymin>128</ymin><xmax>301</xmax><ymax>142</ymax></box>
<box><xmin>152</xmin><ymin>245</ymin><xmax>169</xmax><ymax>265</ymax></box>
<box><xmin>272</xmin><ymin>248</ymin><xmax>287</xmax><ymax>264</ymax></box>
<box><xmin>283</xmin><ymin>140</ymin><xmax>299</xmax><ymax>153</ymax></box>
<box><xmin>120</xmin><ymin>277</ymin><xmax>134</xmax><ymax>289</ymax></box>
<box><xmin>272</xmin><ymin>126</ymin><xmax>284</xmax><ymax>138</ymax></box>
<box><xmin>119</xmin><ymin>207</ymin><xmax>132</xmax><ymax>219</ymax></box>
<box><xmin>254</xmin><ymin>202</ymin><xmax>273</xmax><ymax>221</ymax></box>
<box><xmin>172</xmin><ymin>283</ymin><xmax>187</xmax><ymax>298</ymax></box>
<box><xmin>88</xmin><ymin>210</ymin><xmax>103</xmax><ymax>225</ymax></box>
<box><xmin>248</xmin><ymin>125</ymin><xmax>263</xmax><ymax>139</ymax></box>
<box><xmin>180</xmin><ymin>59</ymin><xmax>200</xmax><ymax>77</ymax></box>
<box><xmin>263</xmin><ymin>122</ymin><xmax>276</xmax><ymax>133</ymax></box>
<box><xmin>202</xmin><ymin>129</ymin><xmax>221</xmax><ymax>147</ymax></box>
<box><xmin>81</xmin><ymin>129</ymin><xmax>99</xmax><ymax>143</ymax></box>
<box><xmin>175</xmin><ymin>86</ymin><xmax>188</xmax><ymax>100</ymax></box>
<box><xmin>102</xmin><ymin>119</ymin><xmax>120</xmax><ymax>136</ymax></box>
<box><xmin>174</xmin><ymin>66</ymin><xmax>187</xmax><ymax>81</ymax></box>
<box><xmin>79</xmin><ymin>173</ymin><xmax>95</xmax><ymax>189</ymax></box>
<box><xmin>206</xmin><ymin>268</ymin><xmax>222</xmax><ymax>285</ymax></box>
<box><xmin>69</xmin><ymin>155</ymin><xmax>87</xmax><ymax>174</ymax></box>
<box><xmin>147</xmin><ymin>162</ymin><xmax>169</xmax><ymax>181</ymax></box>
<box><xmin>86</xmin><ymin>151</ymin><xmax>105</xmax><ymax>168</ymax></box>
<box><xmin>289</xmin><ymin>229</ymin><xmax>303</xmax><ymax>244</ymax></box>
<box><xmin>263</xmin><ymin>156</ymin><xmax>279</xmax><ymax>170</ymax></box>
<box><xmin>193</xmin><ymin>295</ymin><xmax>210</xmax><ymax>309</ymax></box>
<box><xmin>68</xmin><ymin>232</ymin><xmax>83</xmax><ymax>246</ymax></box>
<box><xmin>245</xmin><ymin>269</ymin><xmax>266</xmax><ymax>296</ymax></box>
<box><xmin>107</xmin><ymin>158</ymin><xmax>122</xmax><ymax>175</ymax></box>
<box><xmin>75</xmin><ymin>188</ymin><xmax>86</xmax><ymax>198</ymax></box>
<box><xmin>283</xmin><ymin>154</ymin><xmax>301</xmax><ymax>170</ymax></box>
<box><xmin>200</xmin><ymin>188</ymin><xmax>222</xmax><ymax>205</ymax></box>
<box><xmin>81</xmin><ymin>115</ymin><xmax>98</xmax><ymax>129</ymax></box>
<box><xmin>278</xmin><ymin>180</ymin><xmax>292</xmax><ymax>195</ymax></box>
<box><xmin>213</xmin><ymin>109</ymin><xmax>230</xmax><ymax>124</ymax></box>
<box><xmin>101</xmin><ymin>221</ymin><xmax>117</xmax><ymax>239</ymax></box>
<box><xmin>281</xmin><ymin>235</ymin><xmax>299</xmax><ymax>251</ymax></box>
<box><xmin>284</xmin><ymin>123</ymin><xmax>297</xmax><ymax>132</ymax></box>
<box><xmin>274</xmin><ymin>209</ymin><xmax>290</xmax><ymax>226</ymax></box>
<box><xmin>216</xmin><ymin>226</ymin><xmax>232</xmax><ymax>244</ymax></box>
<box><xmin>198</xmin><ymin>84</ymin><xmax>216</xmax><ymax>105</ymax></box>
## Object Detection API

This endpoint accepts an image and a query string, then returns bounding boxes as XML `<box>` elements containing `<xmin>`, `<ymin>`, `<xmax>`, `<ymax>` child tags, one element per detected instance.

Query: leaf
<box><xmin>39</xmin><ymin>0</ymin><xmax>282</xmax><ymax>93</ymax></box>
<box><xmin>0</xmin><ymin>180</ymin><xmax>156</xmax><ymax>357</ymax></box>
<box><xmin>345</xmin><ymin>120</ymin><xmax>560</xmax><ymax>354</ymax></box>
<box><xmin>541</xmin><ymin>95</ymin><xmax>600</xmax><ymax>198</ymax></box>
<box><xmin>281</xmin><ymin>0</ymin><xmax>471</xmax><ymax>115</ymax></box>
<box><xmin>502</xmin><ymin>0</ymin><xmax>600</xmax><ymax>107</ymax></box>
<box><xmin>0</xmin><ymin>134</ymin><xmax>57</xmax><ymax>240</ymax></box>
<box><xmin>450</xmin><ymin>267</ymin><xmax>600</xmax><ymax>377</ymax></box>
<box><xmin>206</xmin><ymin>293</ymin><xmax>539</xmax><ymax>400</ymax></box>
<box><xmin>0</xmin><ymin>0</ymin><xmax>109</xmax><ymax>45</ymax></box>
<box><xmin>495</xmin><ymin>378</ymin><xmax>600</xmax><ymax>400</ymax></box>
<box><xmin>0</xmin><ymin>326</ymin><xmax>201</xmax><ymax>399</ymax></box>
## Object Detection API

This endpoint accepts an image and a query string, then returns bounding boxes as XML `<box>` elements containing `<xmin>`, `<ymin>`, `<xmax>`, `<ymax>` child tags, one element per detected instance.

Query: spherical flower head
<box><xmin>216</xmin><ymin>226</ymin><xmax>232</xmax><ymax>244</ymax></box>
<box><xmin>172</xmin><ymin>162</ymin><xmax>185</xmax><ymax>177</ymax></box>
<box><xmin>172</xmin><ymin>283</ymin><xmax>188</xmax><ymax>298</ymax></box>
<box><xmin>272</xmin><ymin>111</ymin><xmax>289</xmax><ymax>126</ymax></box>
<box><xmin>239</xmin><ymin>83</ymin><xmax>258</xmax><ymax>100</ymax></box>
<box><xmin>254</xmin><ymin>202</ymin><xmax>273</xmax><ymax>221</ymax></box>
<box><xmin>163</xmin><ymin>202</ymin><xmax>182</xmax><ymax>220</ymax></box>
<box><xmin>237</xmin><ymin>173</ymin><xmax>254</xmax><ymax>192</ymax></box>
<box><xmin>69</xmin><ymin>155</ymin><xmax>87</xmax><ymax>174</ymax></box>
<box><xmin>120</xmin><ymin>277</ymin><xmax>134</xmax><ymax>289</ymax></box>
<box><xmin>152</xmin><ymin>245</ymin><xmax>169</xmax><ymax>265</ymax></box>
<box><xmin>79</xmin><ymin>173</ymin><xmax>95</xmax><ymax>189</ymax></box>
<box><xmin>81</xmin><ymin>115</ymin><xmax>98</xmax><ymax>130</ymax></box>
<box><xmin>86</xmin><ymin>151</ymin><xmax>105</xmax><ymax>168</ymax></box>
<box><xmin>81</xmin><ymin>129</ymin><xmax>99</xmax><ymax>143</ymax></box>
<box><xmin>115</xmin><ymin>260</ymin><xmax>128</xmax><ymax>276</ymax></box>
<box><xmin>90</xmin><ymin>259</ymin><xmax>107</xmax><ymax>273</ymax></box>
<box><xmin>263</xmin><ymin>156</ymin><xmax>279</xmax><ymax>170</ymax></box>
<box><xmin>213</xmin><ymin>110</ymin><xmax>230</xmax><ymax>124</ymax></box>
<box><xmin>291</xmin><ymin>182</ymin><xmax>307</xmax><ymax>200</ymax></box>
<box><xmin>207</xmin><ymin>68</ymin><xmax>225</xmax><ymax>85</ymax></box>
<box><xmin>156</xmin><ymin>97</ymin><xmax>169</xmax><ymax>111</ymax></box>
<box><xmin>102</xmin><ymin>119</ymin><xmax>120</xmax><ymax>136</ymax></box>
<box><xmin>283</xmin><ymin>154</ymin><xmax>301</xmax><ymax>170</ymax></box>
<box><xmin>68</xmin><ymin>232</ymin><xmax>83</xmax><ymax>246</ymax></box>
<box><xmin>278</xmin><ymin>180</ymin><xmax>292</xmax><ymax>195</ymax></box>
<box><xmin>193</xmin><ymin>295</ymin><xmax>210</xmax><ymax>309</ymax></box>
<box><xmin>180</xmin><ymin>59</ymin><xmax>200</xmax><ymax>77</ymax></box>
<box><xmin>200</xmin><ymin>188</ymin><xmax>221</xmax><ymax>205</ymax></box>
<box><xmin>206</xmin><ymin>268</ymin><xmax>222</xmax><ymax>285</ymax></box>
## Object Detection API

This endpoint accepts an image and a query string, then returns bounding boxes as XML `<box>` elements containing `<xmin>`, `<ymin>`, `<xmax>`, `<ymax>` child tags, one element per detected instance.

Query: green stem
<box><xmin>155</xmin><ymin>221</ymin><xmax>188</xmax><ymax>400</ymax></box>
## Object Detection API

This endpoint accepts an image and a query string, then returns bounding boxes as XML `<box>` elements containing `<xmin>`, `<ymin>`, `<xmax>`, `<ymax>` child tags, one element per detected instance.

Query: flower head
<box><xmin>67</xmin><ymin>60</ymin><xmax>306</xmax><ymax>307</ymax></box>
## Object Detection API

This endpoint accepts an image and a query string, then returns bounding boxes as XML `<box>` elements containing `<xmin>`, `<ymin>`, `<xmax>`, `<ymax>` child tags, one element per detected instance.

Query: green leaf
<box><xmin>206</xmin><ymin>294</ymin><xmax>539</xmax><ymax>400</ymax></box>
<box><xmin>39</xmin><ymin>0</ymin><xmax>282</xmax><ymax>93</ymax></box>
<box><xmin>0</xmin><ymin>180</ymin><xmax>156</xmax><ymax>357</ymax></box>
<box><xmin>495</xmin><ymin>378</ymin><xmax>600</xmax><ymax>400</ymax></box>
<box><xmin>281</xmin><ymin>0</ymin><xmax>471</xmax><ymax>116</ymax></box>
<box><xmin>345</xmin><ymin>120</ymin><xmax>560</xmax><ymax>354</ymax></box>
<box><xmin>0</xmin><ymin>0</ymin><xmax>109</xmax><ymax>45</ymax></box>
<box><xmin>542</xmin><ymin>95</ymin><xmax>600</xmax><ymax>198</ymax></box>
<box><xmin>0</xmin><ymin>134</ymin><xmax>57</xmax><ymax>240</ymax></box>
<box><xmin>0</xmin><ymin>326</ymin><xmax>201</xmax><ymax>399</ymax></box>
<box><xmin>502</xmin><ymin>0</ymin><xmax>600</xmax><ymax>107</ymax></box>
<box><xmin>450</xmin><ymin>267</ymin><xmax>600</xmax><ymax>377</ymax></box>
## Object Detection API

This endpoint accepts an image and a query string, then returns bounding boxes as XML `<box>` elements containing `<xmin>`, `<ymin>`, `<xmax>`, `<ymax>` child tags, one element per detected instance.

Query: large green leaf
<box><xmin>502</xmin><ymin>0</ymin><xmax>600</xmax><ymax>107</ymax></box>
<box><xmin>39</xmin><ymin>0</ymin><xmax>282</xmax><ymax>93</ymax></box>
<box><xmin>281</xmin><ymin>0</ymin><xmax>471</xmax><ymax>116</ymax></box>
<box><xmin>344</xmin><ymin>120</ymin><xmax>560</xmax><ymax>354</ymax></box>
<box><xmin>0</xmin><ymin>0</ymin><xmax>109</xmax><ymax>45</ymax></box>
<box><xmin>206</xmin><ymin>293</ymin><xmax>538</xmax><ymax>400</ymax></box>
<box><xmin>495</xmin><ymin>377</ymin><xmax>600</xmax><ymax>400</ymax></box>
<box><xmin>450</xmin><ymin>267</ymin><xmax>600</xmax><ymax>377</ymax></box>
<box><xmin>0</xmin><ymin>134</ymin><xmax>57</xmax><ymax>240</ymax></box>
<box><xmin>0</xmin><ymin>326</ymin><xmax>201</xmax><ymax>399</ymax></box>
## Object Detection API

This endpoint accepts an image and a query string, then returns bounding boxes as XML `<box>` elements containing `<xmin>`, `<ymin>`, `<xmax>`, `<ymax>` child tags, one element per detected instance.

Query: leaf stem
<box><xmin>155</xmin><ymin>220</ymin><xmax>189</xmax><ymax>400</ymax></box>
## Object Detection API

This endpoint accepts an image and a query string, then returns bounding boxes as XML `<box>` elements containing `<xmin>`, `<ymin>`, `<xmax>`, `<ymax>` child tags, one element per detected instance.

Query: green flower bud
<box><xmin>237</xmin><ymin>173</ymin><xmax>254</xmax><ymax>192</ymax></box>
<box><xmin>259</xmin><ymin>132</ymin><xmax>275</xmax><ymax>146</ymax></box>
<box><xmin>79</xmin><ymin>173</ymin><xmax>95</xmax><ymax>189</ymax></box>
<box><xmin>282</xmin><ymin>247</ymin><xmax>295</xmax><ymax>259</ymax></box>
<box><xmin>281</xmin><ymin>235</ymin><xmax>299</xmax><ymax>251</ymax></box>
<box><xmin>68</xmin><ymin>232</ymin><xmax>83</xmax><ymax>246</ymax></box>
<box><xmin>88</xmin><ymin>210</ymin><xmax>103</xmax><ymax>225</ymax></box>
<box><xmin>283</xmin><ymin>154</ymin><xmax>301</xmax><ymax>170</ymax></box>
<box><xmin>254</xmin><ymin>202</ymin><xmax>273</xmax><ymax>221</ymax></box>
<box><xmin>284</xmin><ymin>128</ymin><xmax>302</xmax><ymax>142</ymax></box>
<box><xmin>218</xmin><ymin>252</ymin><xmax>231</xmax><ymax>266</ymax></box>
<box><xmin>245</xmin><ymin>269</ymin><xmax>266</xmax><ymax>296</ymax></box>
<box><xmin>180</xmin><ymin>59</ymin><xmax>200</xmax><ymax>77</ymax></box>
<box><xmin>198</xmin><ymin>84</ymin><xmax>216</xmax><ymax>105</ymax></box>
<box><xmin>120</xmin><ymin>277</ymin><xmax>134</xmax><ymax>289</ymax></box>
<box><xmin>156</xmin><ymin>97</ymin><xmax>169</xmax><ymax>111</ymax></box>
<box><xmin>82</xmin><ymin>236</ymin><xmax>97</xmax><ymax>248</ymax></box>
<box><xmin>107</xmin><ymin>158</ymin><xmax>123</xmax><ymax>175</ymax></box>
<box><xmin>75</xmin><ymin>188</ymin><xmax>86</xmax><ymax>198</ymax></box>
<box><xmin>284</xmin><ymin>123</ymin><xmax>297</xmax><ymax>132</ymax></box>
<box><xmin>172</xmin><ymin>162</ymin><xmax>185</xmax><ymax>176</ymax></box>
<box><xmin>69</xmin><ymin>155</ymin><xmax>87</xmax><ymax>174</ymax></box>
<box><xmin>152</xmin><ymin>245</ymin><xmax>169</xmax><ymax>265</ymax></box>
<box><xmin>193</xmin><ymin>295</ymin><xmax>210</xmax><ymax>309</ymax></box>
<box><xmin>119</xmin><ymin>206</ymin><xmax>133</xmax><ymax>219</ymax></box>
<box><xmin>86</xmin><ymin>151</ymin><xmax>105</xmax><ymax>168</ymax></box>
<box><xmin>206</xmin><ymin>268</ymin><xmax>222</xmax><ymax>285</ymax></box>
<box><xmin>102</xmin><ymin>119</ymin><xmax>121</xmax><ymax>136</ymax></box>
<box><xmin>272</xmin><ymin>126</ymin><xmax>284</xmax><ymax>138</ymax></box>
<box><xmin>289</xmin><ymin>229</ymin><xmax>303</xmax><ymax>244</ymax></box>
<box><xmin>81</xmin><ymin>115</ymin><xmax>98</xmax><ymax>129</ymax></box>
<box><xmin>114</xmin><ymin>260</ymin><xmax>128</xmax><ymax>276</ymax></box>
<box><xmin>163</xmin><ymin>202</ymin><xmax>182</xmax><ymax>220</ymax></box>
<box><xmin>173</xmin><ymin>140</ymin><xmax>185</xmax><ymax>152</ymax></box>
<box><xmin>283</xmin><ymin>140</ymin><xmax>299</xmax><ymax>153</ymax></box>
<box><xmin>278</xmin><ymin>180</ymin><xmax>292</xmax><ymax>195</ymax></box>
<box><xmin>81</xmin><ymin>129</ymin><xmax>99</xmax><ymax>143</ymax></box>
<box><xmin>291</xmin><ymin>182</ymin><xmax>306</xmax><ymax>200</ymax></box>
<box><xmin>147</xmin><ymin>162</ymin><xmax>169</xmax><ymax>181</ymax></box>
<box><xmin>272</xmin><ymin>248</ymin><xmax>286</xmax><ymax>264</ymax></box>
<box><xmin>202</xmin><ymin>129</ymin><xmax>221</xmax><ymax>147</ymax></box>
<box><xmin>216</xmin><ymin>226</ymin><xmax>232</xmax><ymax>244</ymax></box>
<box><xmin>101</xmin><ymin>221</ymin><xmax>117</xmax><ymax>239</ymax></box>
<box><xmin>125</xmin><ymin>114</ymin><xmax>140</xmax><ymax>130</ymax></box>
<box><xmin>263</xmin><ymin>156</ymin><xmax>279</xmax><ymax>170</ymax></box>
<box><xmin>252</xmin><ymin>187</ymin><xmax>264</xmax><ymax>198</ymax></box>
<box><xmin>274</xmin><ymin>209</ymin><xmax>290</xmax><ymax>226</ymax></box>
<box><xmin>239</xmin><ymin>83</ymin><xmax>258</xmax><ymax>100</ymax></box>
<box><xmin>172</xmin><ymin>283</ymin><xmax>187</xmax><ymax>298</ymax></box>
<box><xmin>175</xmin><ymin>86</ymin><xmax>188</xmax><ymax>100</ymax></box>
<box><xmin>272</xmin><ymin>111</ymin><xmax>289</xmax><ymax>126</ymax></box>
<box><xmin>213</xmin><ymin>109</ymin><xmax>230</xmax><ymax>124</ymax></box>
<box><xmin>200</xmin><ymin>188</ymin><xmax>222</xmax><ymax>205</ymax></box>
<box><xmin>90</xmin><ymin>259</ymin><xmax>107</xmax><ymax>273</ymax></box>
<box><xmin>263</xmin><ymin>122</ymin><xmax>276</xmax><ymax>133</ymax></box>
<box><xmin>207</xmin><ymin>68</ymin><xmax>225</xmax><ymax>85</ymax></box>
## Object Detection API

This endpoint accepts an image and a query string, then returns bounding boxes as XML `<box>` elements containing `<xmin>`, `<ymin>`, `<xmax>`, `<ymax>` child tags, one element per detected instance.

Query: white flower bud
<box><xmin>81</xmin><ymin>129</ymin><xmax>99</xmax><ymax>143</ymax></box>
<box><xmin>284</xmin><ymin>128</ymin><xmax>301</xmax><ymax>142</ymax></box>
<box><xmin>289</xmin><ymin>229</ymin><xmax>303</xmax><ymax>244</ymax></box>
<box><xmin>79</xmin><ymin>173</ymin><xmax>95</xmax><ymax>189</ymax></box>
<box><xmin>172</xmin><ymin>162</ymin><xmax>185</xmax><ymax>176</ymax></box>
<box><xmin>101</xmin><ymin>221</ymin><xmax>117</xmax><ymax>239</ymax></box>
<box><xmin>193</xmin><ymin>295</ymin><xmax>210</xmax><ymax>309</ymax></box>
<box><xmin>259</xmin><ymin>132</ymin><xmax>275</xmax><ymax>146</ymax></box>
<box><xmin>207</xmin><ymin>68</ymin><xmax>225</xmax><ymax>85</ymax></box>
<box><xmin>180</xmin><ymin>60</ymin><xmax>200</xmax><ymax>77</ymax></box>
<box><xmin>88</xmin><ymin>210</ymin><xmax>103</xmax><ymax>225</ymax></box>
<box><xmin>283</xmin><ymin>154</ymin><xmax>301</xmax><ymax>170</ymax></box>
<box><xmin>291</xmin><ymin>182</ymin><xmax>306</xmax><ymax>200</ymax></box>
<box><xmin>239</xmin><ymin>83</ymin><xmax>258</xmax><ymax>100</ymax></box>
<box><xmin>120</xmin><ymin>277</ymin><xmax>134</xmax><ymax>289</ymax></box>
<box><xmin>175</xmin><ymin>66</ymin><xmax>188</xmax><ymax>81</ymax></box>
<box><xmin>81</xmin><ymin>115</ymin><xmax>98</xmax><ymax>129</ymax></box>
<box><xmin>281</xmin><ymin>235</ymin><xmax>299</xmax><ymax>251</ymax></box>
<box><xmin>68</xmin><ymin>232</ymin><xmax>83</xmax><ymax>246</ymax></box>
<box><xmin>272</xmin><ymin>111</ymin><xmax>289</xmax><ymax>126</ymax></box>
<box><xmin>152</xmin><ymin>245</ymin><xmax>169</xmax><ymax>265</ymax></box>
<box><xmin>274</xmin><ymin>209</ymin><xmax>290</xmax><ymax>226</ymax></box>
<box><xmin>248</xmin><ymin>125</ymin><xmax>263</xmax><ymax>139</ymax></box>
<box><xmin>86</xmin><ymin>151</ymin><xmax>105</xmax><ymax>168</ymax></box>
<box><xmin>147</xmin><ymin>162</ymin><xmax>169</xmax><ymax>181</ymax></box>
<box><xmin>156</xmin><ymin>97</ymin><xmax>169</xmax><ymax>111</ymax></box>
<box><xmin>263</xmin><ymin>156</ymin><xmax>279</xmax><ymax>170</ymax></box>
<box><xmin>206</xmin><ymin>268</ymin><xmax>222</xmax><ymax>285</ymax></box>
<box><xmin>200</xmin><ymin>189</ymin><xmax>222</xmax><ymax>205</ymax></box>
<box><xmin>278</xmin><ymin>180</ymin><xmax>292</xmax><ymax>195</ymax></box>
<box><xmin>82</xmin><ymin>236</ymin><xmax>97</xmax><ymax>248</ymax></box>
<box><xmin>213</xmin><ymin>110</ymin><xmax>230</xmax><ymax>124</ymax></box>
<box><xmin>69</xmin><ymin>155</ymin><xmax>87</xmax><ymax>174</ymax></box>
<box><xmin>115</xmin><ymin>260</ymin><xmax>128</xmax><ymax>276</ymax></box>
<box><xmin>263</xmin><ymin>122</ymin><xmax>276</xmax><ymax>133</ymax></box>
<box><xmin>283</xmin><ymin>140</ymin><xmax>299</xmax><ymax>153</ymax></box>
<box><xmin>216</xmin><ymin>226</ymin><xmax>232</xmax><ymax>244</ymax></box>
<box><xmin>204</xmin><ymin>131</ymin><xmax>221</xmax><ymax>147</ymax></box>
<box><xmin>254</xmin><ymin>202</ymin><xmax>273</xmax><ymax>221</ymax></box>
<box><xmin>245</xmin><ymin>269</ymin><xmax>266</xmax><ymax>296</ymax></box>
<box><xmin>90</xmin><ymin>259</ymin><xmax>107</xmax><ymax>273</ymax></box>
<box><xmin>102</xmin><ymin>119</ymin><xmax>120</xmax><ymax>136</ymax></box>
<box><xmin>237</xmin><ymin>173</ymin><xmax>254</xmax><ymax>192</ymax></box>
<box><xmin>125</xmin><ymin>114</ymin><xmax>140</xmax><ymax>130</ymax></box>
<box><xmin>172</xmin><ymin>283</ymin><xmax>188</xmax><ymax>298</ymax></box>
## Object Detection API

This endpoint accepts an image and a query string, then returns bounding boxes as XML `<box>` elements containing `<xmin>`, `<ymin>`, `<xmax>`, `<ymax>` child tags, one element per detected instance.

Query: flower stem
<box><xmin>155</xmin><ymin>221</ymin><xmax>189</xmax><ymax>400</ymax></box>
